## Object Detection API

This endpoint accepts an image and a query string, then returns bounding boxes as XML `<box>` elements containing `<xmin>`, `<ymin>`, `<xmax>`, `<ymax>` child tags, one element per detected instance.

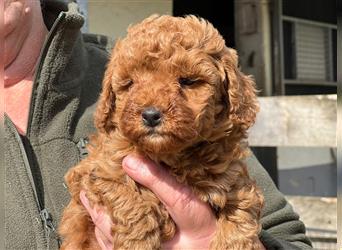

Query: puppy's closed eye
<box><xmin>178</xmin><ymin>77</ymin><xmax>201</xmax><ymax>87</ymax></box>
<box><xmin>118</xmin><ymin>79</ymin><xmax>134</xmax><ymax>90</ymax></box>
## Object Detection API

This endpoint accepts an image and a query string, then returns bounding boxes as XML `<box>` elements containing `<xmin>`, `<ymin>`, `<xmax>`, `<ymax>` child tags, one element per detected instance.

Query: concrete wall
<box><xmin>278</xmin><ymin>147</ymin><xmax>335</xmax><ymax>169</ymax></box>
<box><xmin>87</xmin><ymin>0</ymin><xmax>173</xmax><ymax>39</ymax></box>
<box><xmin>278</xmin><ymin>147</ymin><xmax>336</xmax><ymax>197</ymax></box>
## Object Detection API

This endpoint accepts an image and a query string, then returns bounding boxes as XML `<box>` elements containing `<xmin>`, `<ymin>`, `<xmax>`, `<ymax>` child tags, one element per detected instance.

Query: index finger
<box><xmin>80</xmin><ymin>191</ymin><xmax>114</xmax><ymax>242</ymax></box>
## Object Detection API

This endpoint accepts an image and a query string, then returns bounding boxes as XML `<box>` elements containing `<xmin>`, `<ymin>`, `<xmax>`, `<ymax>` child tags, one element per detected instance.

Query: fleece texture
<box><xmin>5</xmin><ymin>2</ymin><xmax>110</xmax><ymax>249</ymax></box>
<box><xmin>5</xmin><ymin>1</ymin><xmax>312</xmax><ymax>249</ymax></box>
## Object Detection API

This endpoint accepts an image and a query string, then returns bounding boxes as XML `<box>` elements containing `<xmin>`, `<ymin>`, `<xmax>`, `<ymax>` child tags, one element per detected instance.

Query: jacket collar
<box><xmin>26</xmin><ymin>2</ymin><xmax>87</xmax><ymax>138</ymax></box>
<box><xmin>36</xmin><ymin>1</ymin><xmax>86</xmax><ymax>89</ymax></box>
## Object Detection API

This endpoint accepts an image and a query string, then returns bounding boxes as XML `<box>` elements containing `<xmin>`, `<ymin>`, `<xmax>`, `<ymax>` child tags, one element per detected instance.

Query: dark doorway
<box><xmin>173</xmin><ymin>0</ymin><xmax>236</xmax><ymax>48</ymax></box>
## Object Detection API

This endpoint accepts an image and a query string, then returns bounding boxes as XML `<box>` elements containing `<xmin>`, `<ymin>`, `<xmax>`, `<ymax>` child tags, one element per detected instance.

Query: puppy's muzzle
<box><xmin>142</xmin><ymin>107</ymin><xmax>162</xmax><ymax>127</ymax></box>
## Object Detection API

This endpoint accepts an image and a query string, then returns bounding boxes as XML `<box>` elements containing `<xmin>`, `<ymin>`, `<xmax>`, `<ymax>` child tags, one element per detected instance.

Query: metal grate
<box><xmin>282</xmin><ymin>16</ymin><xmax>337</xmax><ymax>86</ymax></box>
<box><xmin>295</xmin><ymin>23</ymin><xmax>328</xmax><ymax>81</ymax></box>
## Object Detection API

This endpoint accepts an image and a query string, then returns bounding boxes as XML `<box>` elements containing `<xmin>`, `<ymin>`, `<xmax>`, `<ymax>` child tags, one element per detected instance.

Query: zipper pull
<box><xmin>40</xmin><ymin>208</ymin><xmax>55</xmax><ymax>235</ymax></box>
<box><xmin>77</xmin><ymin>137</ymin><xmax>89</xmax><ymax>160</ymax></box>
<box><xmin>40</xmin><ymin>208</ymin><xmax>61</xmax><ymax>248</ymax></box>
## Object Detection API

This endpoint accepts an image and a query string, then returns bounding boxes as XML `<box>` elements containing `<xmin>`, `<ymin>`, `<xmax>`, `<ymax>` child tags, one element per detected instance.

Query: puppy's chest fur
<box><xmin>86</xmin><ymin>130</ymin><xmax>248</xmax><ymax>219</ymax></box>
<box><xmin>59</xmin><ymin>124</ymin><xmax>262</xmax><ymax>250</ymax></box>
<box><xmin>60</xmin><ymin>132</ymin><xmax>261</xmax><ymax>250</ymax></box>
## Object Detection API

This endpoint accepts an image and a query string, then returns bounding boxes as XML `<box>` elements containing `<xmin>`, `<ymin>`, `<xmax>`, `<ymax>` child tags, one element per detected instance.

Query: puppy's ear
<box><xmin>220</xmin><ymin>48</ymin><xmax>259</xmax><ymax>132</ymax></box>
<box><xmin>94</xmin><ymin>59</ymin><xmax>116</xmax><ymax>134</ymax></box>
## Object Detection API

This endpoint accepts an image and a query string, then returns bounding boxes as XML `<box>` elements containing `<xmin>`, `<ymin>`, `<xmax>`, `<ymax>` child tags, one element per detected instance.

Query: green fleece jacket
<box><xmin>5</xmin><ymin>1</ymin><xmax>312</xmax><ymax>249</ymax></box>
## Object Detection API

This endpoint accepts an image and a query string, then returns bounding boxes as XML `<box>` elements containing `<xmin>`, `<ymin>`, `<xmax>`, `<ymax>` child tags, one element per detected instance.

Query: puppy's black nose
<box><xmin>142</xmin><ymin>107</ymin><xmax>162</xmax><ymax>127</ymax></box>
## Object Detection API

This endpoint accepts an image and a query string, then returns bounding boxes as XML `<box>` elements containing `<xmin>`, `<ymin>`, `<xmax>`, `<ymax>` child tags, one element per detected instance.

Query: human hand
<box><xmin>80</xmin><ymin>154</ymin><xmax>265</xmax><ymax>249</ymax></box>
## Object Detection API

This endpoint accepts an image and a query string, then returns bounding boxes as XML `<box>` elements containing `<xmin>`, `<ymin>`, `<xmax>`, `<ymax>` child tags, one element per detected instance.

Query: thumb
<box><xmin>122</xmin><ymin>154</ymin><xmax>216</xmax><ymax>235</ymax></box>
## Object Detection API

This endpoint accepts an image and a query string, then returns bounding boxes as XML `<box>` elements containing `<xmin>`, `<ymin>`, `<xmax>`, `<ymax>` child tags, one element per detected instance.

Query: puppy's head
<box><xmin>95</xmin><ymin>15</ymin><xmax>258</xmax><ymax>155</ymax></box>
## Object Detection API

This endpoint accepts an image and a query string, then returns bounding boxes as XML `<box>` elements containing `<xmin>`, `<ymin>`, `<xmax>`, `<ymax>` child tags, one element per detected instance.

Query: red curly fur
<box><xmin>59</xmin><ymin>15</ymin><xmax>264</xmax><ymax>250</ymax></box>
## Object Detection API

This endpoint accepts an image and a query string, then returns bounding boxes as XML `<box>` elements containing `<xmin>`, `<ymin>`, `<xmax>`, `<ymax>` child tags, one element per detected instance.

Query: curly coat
<box><xmin>59</xmin><ymin>15</ymin><xmax>264</xmax><ymax>250</ymax></box>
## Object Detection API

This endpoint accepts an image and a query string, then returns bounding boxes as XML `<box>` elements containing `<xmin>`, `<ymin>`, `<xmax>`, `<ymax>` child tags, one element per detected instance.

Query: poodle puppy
<box><xmin>59</xmin><ymin>14</ymin><xmax>264</xmax><ymax>250</ymax></box>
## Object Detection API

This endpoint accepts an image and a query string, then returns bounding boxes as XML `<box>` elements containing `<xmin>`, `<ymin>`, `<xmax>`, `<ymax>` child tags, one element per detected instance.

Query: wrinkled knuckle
<box><xmin>171</xmin><ymin>186</ymin><xmax>194</xmax><ymax>210</ymax></box>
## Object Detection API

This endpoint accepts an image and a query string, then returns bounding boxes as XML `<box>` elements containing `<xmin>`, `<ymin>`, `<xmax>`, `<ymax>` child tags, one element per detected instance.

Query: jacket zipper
<box><xmin>6</xmin><ymin>115</ymin><xmax>59</xmax><ymax>247</ymax></box>
<box><xmin>7</xmin><ymin>12</ymin><xmax>66</xmax><ymax>249</ymax></box>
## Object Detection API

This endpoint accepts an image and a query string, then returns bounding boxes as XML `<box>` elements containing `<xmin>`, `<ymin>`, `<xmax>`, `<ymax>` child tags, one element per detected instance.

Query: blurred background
<box><xmin>76</xmin><ymin>0</ymin><xmax>337</xmax><ymax>248</ymax></box>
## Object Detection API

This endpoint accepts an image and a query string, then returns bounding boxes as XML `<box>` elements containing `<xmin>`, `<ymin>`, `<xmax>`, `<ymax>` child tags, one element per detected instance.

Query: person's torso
<box><xmin>5</xmin><ymin>3</ymin><xmax>112</xmax><ymax>249</ymax></box>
